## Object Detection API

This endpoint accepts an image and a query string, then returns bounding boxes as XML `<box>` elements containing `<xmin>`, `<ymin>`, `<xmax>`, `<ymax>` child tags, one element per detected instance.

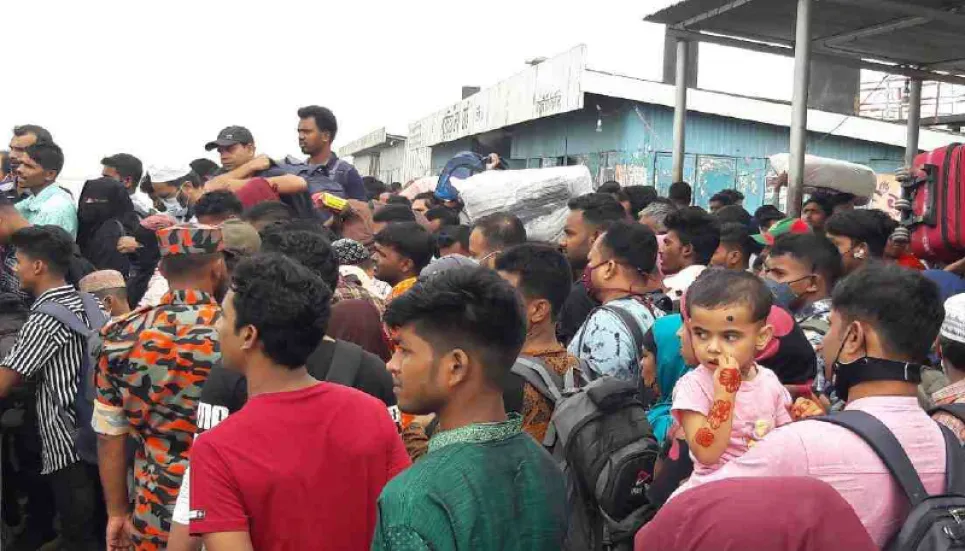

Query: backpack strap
<box><xmin>325</xmin><ymin>340</ymin><xmax>363</xmax><ymax>387</ymax></box>
<box><xmin>78</xmin><ymin>293</ymin><xmax>109</xmax><ymax>331</ymax></box>
<box><xmin>511</xmin><ymin>356</ymin><xmax>564</xmax><ymax>405</ymax></box>
<box><xmin>815</xmin><ymin>410</ymin><xmax>929</xmax><ymax>506</ymax></box>
<box><xmin>36</xmin><ymin>296</ymin><xmax>101</xmax><ymax>338</ymax></box>
<box><xmin>601</xmin><ymin>304</ymin><xmax>645</xmax><ymax>358</ymax></box>
<box><xmin>929</xmin><ymin>403</ymin><xmax>965</xmax><ymax>425</ymax></box>
<box><xmin>939</xmin><ymin>423</ymin><xmax>965</xmax><ymax>494</ymax></box>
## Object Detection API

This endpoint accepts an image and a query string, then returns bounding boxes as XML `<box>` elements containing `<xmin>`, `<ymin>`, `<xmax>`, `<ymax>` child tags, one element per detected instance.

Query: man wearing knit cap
<box><xmin>79</xmin><ymin>269</ymin><xmax>130</xmax><ymax>318</ymax></box>
<box><xmin>92</xmin><ymin>224</ymin><xmax>227</xmax><ymax>551</ymax></box>
<box><xmin>932</xmin><ymin>293</ymin><xmax>965</xmax><ymax>443</ymax></box>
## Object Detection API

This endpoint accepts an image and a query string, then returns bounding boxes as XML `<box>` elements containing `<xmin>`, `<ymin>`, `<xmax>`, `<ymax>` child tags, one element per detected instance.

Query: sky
<box><xmin>2</xmin><ymin>0</ymin><xmax>800</xmax><ymax>191</ymax></box>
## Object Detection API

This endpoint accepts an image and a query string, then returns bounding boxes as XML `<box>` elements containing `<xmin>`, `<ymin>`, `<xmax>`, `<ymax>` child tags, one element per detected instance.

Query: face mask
<box><xmin>764</xmin><ymin>275</ymin><xmax>812</xmax><ymax>311</ymax></box>
<box><xmin>581</xmin><ymin>262</ymin><xmax>606</xmax><ymax>297</ymax></box>
<box><xmin>830</xmin><ymin>326</ymin><xmax>921</xmax><ymax>401</ymax></box>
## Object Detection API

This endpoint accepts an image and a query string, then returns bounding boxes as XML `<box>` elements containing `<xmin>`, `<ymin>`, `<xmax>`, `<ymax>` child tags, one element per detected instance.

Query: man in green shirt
<box><xmin>375</xmin><ymin>266</ymin><xmax>567</xmax><ymax>551</ymax></box>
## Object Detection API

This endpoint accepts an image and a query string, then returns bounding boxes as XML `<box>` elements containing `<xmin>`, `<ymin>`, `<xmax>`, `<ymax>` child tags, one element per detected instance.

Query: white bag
<box><xmin>454</xmin><ymin>166</ymin><xmax>594</xmax><ymax>242</ymax></box>
<box><xmin>769</xmin><ymin>153</ymin><xmax>877</xmax><ymax>205</ymax></box>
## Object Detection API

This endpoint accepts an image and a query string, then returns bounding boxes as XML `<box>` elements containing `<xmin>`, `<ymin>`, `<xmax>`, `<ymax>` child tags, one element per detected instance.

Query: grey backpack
<box><xmin>511</xmin><ymin>357</ymin><xmax>659</xmax><ymax>551</ymax></box>
<box><xmin>36</xmin><ymin>292</ymin><xmax>109</xmax><ymax>464</ymax></box>
<box><xmin>817</xmin><ymin>411</ymin><xmax>965</xmax><ymax>550</ymax></box>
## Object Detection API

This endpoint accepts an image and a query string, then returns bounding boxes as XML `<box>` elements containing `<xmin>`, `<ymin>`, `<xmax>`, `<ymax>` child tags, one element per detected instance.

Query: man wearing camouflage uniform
<box><xmin>92</xmin><ymin>225</ymin><xmax>227</xmax><ymax>551</ymax></box>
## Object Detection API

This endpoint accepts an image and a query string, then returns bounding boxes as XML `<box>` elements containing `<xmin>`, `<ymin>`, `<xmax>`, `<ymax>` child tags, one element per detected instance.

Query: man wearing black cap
<box><xmin>202</xmin><ymin>125</ymin><xmax>308</xmax><ymax>197</ymax></box>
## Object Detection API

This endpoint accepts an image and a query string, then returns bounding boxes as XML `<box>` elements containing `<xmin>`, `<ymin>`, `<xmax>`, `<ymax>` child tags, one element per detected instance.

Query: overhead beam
<box><xmin>678</xmin><ymin>0</ymin><xmax>759</xmax><ymax>28</ymax></box>
<box><xmin>819</xmin><ymin>16</ymin><xmax>929</xmax><ymax>45</ymax></box>
<box><xmin>667</xmin><ymin>28</ymin><xmax>965</xmax><ymax>86</ymax></box>
<box><xmin>821</xmin><ymin>0</ymin><xmax>965</xmax><ymax>29</ymax></box>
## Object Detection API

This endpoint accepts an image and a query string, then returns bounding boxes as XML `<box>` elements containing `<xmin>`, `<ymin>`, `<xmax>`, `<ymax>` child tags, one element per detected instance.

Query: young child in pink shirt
<box><xmin>670</xmin><ymin>269</ymin><xmax>794</xmax><ymax>494</ymax></box>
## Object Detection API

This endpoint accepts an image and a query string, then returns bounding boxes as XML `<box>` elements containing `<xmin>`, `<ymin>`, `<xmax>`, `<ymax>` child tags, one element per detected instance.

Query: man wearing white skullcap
<box><xmin>145</xmin><ymin>165</ymin><xmax>200</xmax><ymax>223</ymax></box>
<box><xmin>932</xmin><ymin>293</ymin><xmax>965</xmax><ymax>443</ymax></box>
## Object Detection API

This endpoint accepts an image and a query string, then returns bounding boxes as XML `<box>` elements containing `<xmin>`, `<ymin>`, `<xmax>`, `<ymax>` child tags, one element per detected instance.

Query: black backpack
<box><xmin>36</xmin><ymin>292</ymin><xmax>109</xmax><ymax>464</ymax></box>
<box><xmin>816</xmin><ymin>411</ymin><xmax>965</xmax><ymax>550</ymax></box>
<box><xmin>511</xmin><ymin>356</ymin><xmax>659</xmax><ymax>551</ymax></box>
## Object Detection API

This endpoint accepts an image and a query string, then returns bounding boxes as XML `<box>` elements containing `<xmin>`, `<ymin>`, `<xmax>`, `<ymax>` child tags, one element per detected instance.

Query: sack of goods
<box><xmin>769</xmin><ymin>153</ymin><xmax>877</xmax><ymax>205</ymax></box>
<box><xmin>454</xmin><ymin>165</ymin><xmax>594</xmax><ymax>242</ymax></box>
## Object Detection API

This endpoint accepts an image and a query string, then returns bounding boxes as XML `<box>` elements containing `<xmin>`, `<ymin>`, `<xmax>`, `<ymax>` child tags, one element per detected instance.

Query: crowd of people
<box><xmin>0</xmin><ymin>112</ymin><xmax>963</xmax><ymax>551</ymax></box>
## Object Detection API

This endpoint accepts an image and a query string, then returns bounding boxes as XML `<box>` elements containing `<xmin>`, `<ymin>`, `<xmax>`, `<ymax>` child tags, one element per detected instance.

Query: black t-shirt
<box><xmin>556</xmin><ymin>281</ymin><xmax>599</xmax><ymax>346</ymax></box>
<box><xmin>197</xmin><ymin>338</ymin><xmax>396</xmax><ymax>432</ymax></box>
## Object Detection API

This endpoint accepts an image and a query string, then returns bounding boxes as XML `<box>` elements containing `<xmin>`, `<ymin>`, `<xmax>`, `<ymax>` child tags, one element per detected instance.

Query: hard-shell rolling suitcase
<box><xmin>900</xmin><ymin>144</ymin><xmax>965</xmax><ymax>263</ymax></box>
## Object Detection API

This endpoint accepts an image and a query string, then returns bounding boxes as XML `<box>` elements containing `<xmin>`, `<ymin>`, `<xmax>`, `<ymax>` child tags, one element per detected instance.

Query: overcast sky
<box><xmin>3</xmin><ymin>0</ymin><xmax>799</xmax><ymax>189</ymax></box>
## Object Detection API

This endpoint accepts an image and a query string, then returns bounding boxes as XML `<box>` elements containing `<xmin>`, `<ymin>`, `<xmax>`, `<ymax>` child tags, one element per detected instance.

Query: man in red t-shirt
<box><xmin>189</xmin><ymin>253</ymin><xmax>410</xmax><ymax>551</ymax></box>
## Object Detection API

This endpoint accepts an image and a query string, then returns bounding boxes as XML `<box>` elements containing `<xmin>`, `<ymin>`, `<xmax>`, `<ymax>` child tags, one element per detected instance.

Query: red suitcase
<box><xmin>902</xmin><ymin>144</ymin><xmax>965</xmax><ymax>263</ymax></box>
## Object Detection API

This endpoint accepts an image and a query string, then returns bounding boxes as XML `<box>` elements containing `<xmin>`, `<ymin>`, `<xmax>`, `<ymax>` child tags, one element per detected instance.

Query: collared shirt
<box><xmin>568</xmin><ymin>296</ymin><xmax>663</xmax><ymax>382</ymax></box>
<box><xmin>932</xmin><ymin>378</ymin><xmax>965</xmax><ymax>443</ymax></box>
<box><xmin>2</xmin><ymin>285</ymin><xmax>92</xmax><ymax>474</ymax></box>
<box><xmin>696</xmin><ymin>396</ymin><xmax>948</xmax><ymax>547</ymax></box>
<box><xmin>276</xmin><ymin>153</ymin><xmax>366</xmax><ymax>200</ymax></box>
<box><xmin>93</xmin><ymin>289</ymin><xmax>221</xmax><ymax>548</ymax></box>
<box><xmin>16</xmin><ymin>184</ymin><xmax>78</xmax><ymax>239</ymax></box>
<box><xmin>372</xmin><ymin>414</ymin><xmax>568</xmax><ymax>551</ymax></box>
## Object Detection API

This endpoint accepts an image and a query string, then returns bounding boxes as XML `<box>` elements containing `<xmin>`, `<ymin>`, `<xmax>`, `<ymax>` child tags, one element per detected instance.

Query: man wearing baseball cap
<box><xmin>752</xmin><ymin>217</ymin><xmax>811</xmax><ymax>247</ymax></box>
<box><xmin>201</xmin><ymin>125</ymin><xmax>313</xmax><ymax>213</ymax></box>
<box><xmin>93</xmin><ymin>225</ymin><xmax>227</xmax><ymax>551</ymax></box>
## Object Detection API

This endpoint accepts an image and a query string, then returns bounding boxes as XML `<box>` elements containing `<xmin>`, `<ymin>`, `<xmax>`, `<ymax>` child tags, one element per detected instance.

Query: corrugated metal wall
<box><xmin>507</xmin><ymin>97</ymin><xmax>905</xmax><ymax>209</ymax></box>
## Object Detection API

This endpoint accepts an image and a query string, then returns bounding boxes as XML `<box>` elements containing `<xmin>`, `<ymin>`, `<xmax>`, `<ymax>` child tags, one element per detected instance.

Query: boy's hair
<box><xmin>373</xmin><ymin>204</ymin><xmax>416</xmax><ymax>224</ymax></box>
<box><xmin>940</xmin><ymin>337</ymin><xmax>965</xmax><ymax>372</ymax></box>
<box><xmin>194</xmin><ymin>190</ymin><xmax>243</xmax><ymax>219</ymax></box>
<box><xmin>768</xmin><ymin>233</ymin><xmax>843</xmax><ymax>288</ymax></box>
<box><xmin>832</xmin><ymin>263</ymin><xmax>944</xmax><ymax>362</ymax></box>
<box><xmin>567</xmin><ymin>193</ymin><xmax>626</xmax><ymax>231</ymax></box>
<box><xmin>623</xmin><ymin>185</ymin><xmax>658</xmax><ymax>217</ymax></box>
<box><xmin>714</xmin><ymin>205</ymin><xmax>752</xmax><ymax>227</ymax></box>
<box><xmin>231</xmin><ymin>253</ymin><xmax>331</xmax><ymax>368</ymax></box>
<box><xmin>718</xmin><ymin>223</ymin><xmax>759</xmax><ymax>263</ymax></box>
<box><xmin>601</xmin><ymin>220</ymin><xmax>658</xmax><ymax>276</ymax></box>
<box><xmin>685</xmin><ymin>268</ymin><xmax>773</xmax><ymax>323</ymax></box>
<box><xmin>669</xmin><ymin>181</ymin><xmax>692</xmax><ymax>205</ymax></box>
<box><xmin>425</xmin><ymin>206</ymin><xmax>460</xmax><ymax>228</ymax></box>
<box><xmin>386</xmin><ymin>195</ymin><xmax>412</xmax><ymax>207</ymax></box>
<box><xmin>825</xmin><ymin>209</ymin><xmax>891</xmax><ymax>258</ymax></box>
<box><xmin>243</xmin><ymin>201</ymin><xmax>294</xmax><ymax>226</ymax></box>
<box><xmin>472</xmin><ymin>213</ymin><xmax>527</xmax><ymax>249</ymax></box>
<box><xmin>24</xmin><ymin>142</ymin><xmax>65</xmax><ymax>175</ymax></box>
<box><xmin>384</xmin><ymin>266</ymin><xmax>526</xmax><ymax>385</ymax></box>
<box><xmin>10</xmin><ymin>225</ymin><xmax>74</xmax><ymax>277</ymax></box>
<box><xmin>494</xmin><ymin>243</ymin><xmax>573</xmax><ymax>319</ymax></box>
<box><xmin>664</xmin><ymin>206</ymin><xmax>721</xmax><ymax>266</ymax></box>
<box><xmin>260</xmin><ymin>227</ymin><xmax>338</xmax><ymax>291</ymax></box>
<box><xmin>374</xmin><ymin>222</ymin><xmax>434</xmax><ymax>273</ymax></box>
<box><xmin>435</xmin><ymin>225</ymin><xmax>471</xmax><ymax>251</ymax></box>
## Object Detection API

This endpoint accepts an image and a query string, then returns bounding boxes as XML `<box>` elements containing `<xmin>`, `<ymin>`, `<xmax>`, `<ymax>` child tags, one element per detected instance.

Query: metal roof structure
<box><xmin>643</xmin><ymin>0</ymin><xmax>965</xmax><ymax>215</ymax></box>
<box><xmin>646</xmin><ymin>0</ymin><xmax>965</xmax><ymax>85</ymax></box>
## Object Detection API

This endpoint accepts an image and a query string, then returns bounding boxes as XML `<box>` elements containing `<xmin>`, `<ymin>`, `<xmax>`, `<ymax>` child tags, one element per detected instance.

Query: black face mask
<box><xmin>830</xmin><ymin>327</ymin><xmax>922</xmax><ymax>401</ymax></box>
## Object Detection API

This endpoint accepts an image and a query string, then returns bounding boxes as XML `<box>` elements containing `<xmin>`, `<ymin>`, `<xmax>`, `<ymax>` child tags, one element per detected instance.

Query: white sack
<box><xmin>769</xmin><ymin>153</ymin><xmax>876</xmax><ymax>205</ymax></box>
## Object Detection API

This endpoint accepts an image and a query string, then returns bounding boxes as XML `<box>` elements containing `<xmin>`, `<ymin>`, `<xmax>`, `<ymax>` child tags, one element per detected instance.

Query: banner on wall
<box><xmin>871</xmin><ymin>174</ymin><xmax>901</xmax><ymax>219</ymax></box>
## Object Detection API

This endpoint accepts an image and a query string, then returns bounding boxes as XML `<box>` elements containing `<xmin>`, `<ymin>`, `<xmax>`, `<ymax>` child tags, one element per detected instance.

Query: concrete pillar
<box><xmin>672</xmin><ymin>39</ymin><xmax>690</xmax><ymax>183</ymax></box>
<box><xmin>663</xmin><ymin>33</ymin><xmax>698</xmax><ymax>87</ymax></box>
<box><xmin>788</xmin><ymin>0</ymin><xmax>813</xmax><ymax>218</ymax></box>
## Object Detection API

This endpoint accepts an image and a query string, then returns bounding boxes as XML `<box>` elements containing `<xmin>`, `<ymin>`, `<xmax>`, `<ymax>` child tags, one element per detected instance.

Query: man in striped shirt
<box><xmin>0</xmin><ymin>225</ymin><xmax>104</xmax><ymax>550</ymax></box>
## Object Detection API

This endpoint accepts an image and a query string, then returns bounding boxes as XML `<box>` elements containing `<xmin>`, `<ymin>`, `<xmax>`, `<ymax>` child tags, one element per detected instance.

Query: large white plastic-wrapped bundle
<box><xmin>769</xmin><ymin>153</ymin><xmax>877</xmax><ymax>205</ymax></box>
<box><xmin>454</xmin><ymin>165</ymin><xmax>594</xmax><ymax>242</ymax></box>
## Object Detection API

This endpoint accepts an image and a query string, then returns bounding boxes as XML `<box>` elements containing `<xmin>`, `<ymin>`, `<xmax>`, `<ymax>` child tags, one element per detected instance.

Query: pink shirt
<box><xmin>696</xmin><ymin>396</ymin><xmax>947</xmax><ymax>547</ymax></box>
<box><xmin>671</xmin><ymin>364</ymin><xmax>792</xmax><ymax>489</ymax></box>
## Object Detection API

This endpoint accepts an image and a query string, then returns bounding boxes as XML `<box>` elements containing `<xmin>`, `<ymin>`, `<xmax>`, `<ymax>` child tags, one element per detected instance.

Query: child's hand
<box><xmin>712</xmin><ymin>355</ymin><xmax>742</xmax><ymax>395</ymax></box>
<box><xmin>789</xmin><ymin>397</ymin><xmax>825</xmax><ymax>420</ymax></box>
